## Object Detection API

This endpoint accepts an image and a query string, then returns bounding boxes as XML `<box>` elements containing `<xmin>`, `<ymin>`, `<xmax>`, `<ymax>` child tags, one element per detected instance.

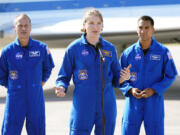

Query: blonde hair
<box><xmin>14</xmin><ymin>13</ymin><xmax>31</xmax><ymax>25</ymax></box>
<box><xmin>81</xmin><ymin>8</ymin><xmax>103</xmax><ymax>33</ymax></box>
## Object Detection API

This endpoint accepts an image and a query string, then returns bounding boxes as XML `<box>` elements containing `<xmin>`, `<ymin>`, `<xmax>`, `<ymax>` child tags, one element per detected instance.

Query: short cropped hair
<box><xmin>81</xmin><ymin>8</ymin><xmax>103</xmax><ymax>33</ymax></box>
<box><xmin>138</xmin><ymin>15</ymin><xmax>154</xmax><ymax>26</ymax></box>
<box><xmin>14</xmin><ymin>14</ymin><xmax>31</xmax><ymax>25</ymax></box>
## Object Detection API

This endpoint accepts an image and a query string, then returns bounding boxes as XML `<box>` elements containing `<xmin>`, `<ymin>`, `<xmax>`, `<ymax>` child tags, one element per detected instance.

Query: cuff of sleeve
<box><xmin>120</xmin><ymin>84</ymin><xmax>133</xmax><ymax>97</ymax></box>
<box><xmin>56</xmin><ymin>82</ymin><xmax>68</xmax><ymax>93</ymax></box>
<box><xmin>151</xmin><ymin>85</ymin><xmax>162</xmax><ymax>96</ymax></box>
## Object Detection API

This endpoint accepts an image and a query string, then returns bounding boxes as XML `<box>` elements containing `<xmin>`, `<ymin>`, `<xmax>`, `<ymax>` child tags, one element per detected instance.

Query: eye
<box><xmin>144</xmin><ymin>26</ymin><xmax>149</xmax><ymax>29</ymax></box>
<box><xmin>88</xmin><ymin>22</ymin><xmax>94</xmax><ymax>25</ymax></box>
<box><xmin>138</xmin><ymin>26</ymin><xmax>142</xmax><ymax>29</ymax></box>
<box><xmin>18</xmin><ymin>25</ymin><xmax>23</xmax><ymax>28</ymax></box>
<box><xmin>97</xmin><ymin>22</ymin><xmax>102</xmax><ymax>25</ymax></box>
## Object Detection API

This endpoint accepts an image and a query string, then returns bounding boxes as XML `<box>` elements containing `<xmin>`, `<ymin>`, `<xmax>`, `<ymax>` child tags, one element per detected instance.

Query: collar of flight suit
<box><xmin>14</xmin><ymin>37</ymin><xmax>33</xmax><ymax>49</ymax></box>
<box><xmin>81</xmin><ymin>34</ymin><xmax>104</xmax><ymax>48</ymax></box>
<box><xmin>135</xmin><ymin>37</ymin><xmax>157</xmax><ymax>52</ymax></box>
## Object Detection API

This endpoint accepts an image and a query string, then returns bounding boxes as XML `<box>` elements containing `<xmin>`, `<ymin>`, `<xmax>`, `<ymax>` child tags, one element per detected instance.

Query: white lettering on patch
<box><xmin>29</xmin><ymin>51</ymin><xmax>40</xmax><ymax>57</ymax></box>
<box><xmin>150</xmin><ymin>54</ymin><xmax>161</xmax><ymax>61</ymax></box>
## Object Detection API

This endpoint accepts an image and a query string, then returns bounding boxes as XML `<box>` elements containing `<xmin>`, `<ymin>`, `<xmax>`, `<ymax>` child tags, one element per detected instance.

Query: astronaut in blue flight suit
<box><xmin>54</xmin><ymin>9</ymin><xmax>130</xmax><ymax>135</ymax></box>
<box><xmin>119</xmin><ymin>16</ymin><xmax>178</xmax><ymax>135</ymax></box>
<box><xmin>0</xmin><ymin>14</ymin><xmax>54</xmax><ymax>135</ymax></box>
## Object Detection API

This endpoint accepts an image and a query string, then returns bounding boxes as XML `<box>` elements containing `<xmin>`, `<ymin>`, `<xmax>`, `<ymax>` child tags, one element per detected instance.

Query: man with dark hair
<box><xmin>119</xmin><ymin>15</ymin><xmax>177</xmax><ymax>135</ymax></box>
<box><xmin>0</xmin><ymin>14</ymin><xmax>54</xmax><ymax>135</ymax></box>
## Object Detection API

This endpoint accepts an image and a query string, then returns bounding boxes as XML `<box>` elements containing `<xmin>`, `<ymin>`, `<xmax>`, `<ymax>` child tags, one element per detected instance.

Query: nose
<box><xmin>140</xmin><ymin>29</ymin><xmax>144</xmax><ymax>34</ymax></box>
<box><xmin>93</xmin><ymin>24</ymin><xmax>100</xmax><ymax>28</ymax></box>
<box><xmin>21</xmin><ymin>25</ymin><xmax>27</xmax><ymax>30</ymax></box>
<box><xmin>22</xmin><ymin>26</ymin><xmax>25</xmax><ymax>30</ymax></box>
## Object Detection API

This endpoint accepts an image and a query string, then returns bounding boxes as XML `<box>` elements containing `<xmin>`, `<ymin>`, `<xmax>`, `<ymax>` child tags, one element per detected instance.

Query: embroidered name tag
<box><xmin>103</xmin><ymin>50</ymin><xmax>112</xmax><ymax>57</ymax></box>
<box><xmin>29</xmin><ymin>51</ymin><xmax>40</xmax><ymax>57</ymax></box>
<box><xmin>150</xmin><ymin>54</ymin><xmax>161</xmax><ymax>61</ymax></box>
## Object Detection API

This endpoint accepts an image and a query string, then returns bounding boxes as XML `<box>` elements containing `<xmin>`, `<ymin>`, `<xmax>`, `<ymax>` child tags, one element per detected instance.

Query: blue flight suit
<box><xmin>119</xmin><ymin>38</ymin><xmax>177</xmax><ymax>135</ymax></box>
<box><xmin>0</xmin><ymin>37</ymin><xmax>54</xmax><ymax>135</ymax></box>
<box><xmin>56</xmin><ymin>34</ymin><xmax>120</xmax><ymax>135</ymax></box>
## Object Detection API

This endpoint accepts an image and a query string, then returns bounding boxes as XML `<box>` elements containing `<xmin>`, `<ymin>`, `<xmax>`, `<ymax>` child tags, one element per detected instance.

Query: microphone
<box><xmin>97</xmin><ymin>42</ymin><xmax>105</xmax><ymax>62</ymax></box>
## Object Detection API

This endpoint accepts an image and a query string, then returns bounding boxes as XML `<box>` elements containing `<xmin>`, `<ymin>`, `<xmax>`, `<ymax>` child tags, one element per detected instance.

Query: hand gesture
<box><xmin>141</xmin><ymin>88</ymin><xmax>155</xmax><ymax>98</ymax></box>
<box><xmin>129</xmin><ymin>88</ymin><xmax>143</xmax><ymax>99</ymax></box>
<box><xmin>119</xmin><ymin>64</ymin><xmax>131</xmax><ymax>84</ymax></box>
<box><xmin>54</xmin><ymin>86</ymin><xmax>66</xmax><ymax>97</ymax></box>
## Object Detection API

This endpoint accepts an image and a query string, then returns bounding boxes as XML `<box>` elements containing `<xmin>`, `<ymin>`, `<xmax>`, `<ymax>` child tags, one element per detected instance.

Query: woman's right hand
<box><xmin>119</xmin><ymin>64</ymin><xmax>131</xmax><ymax>84</ymax></box>
<box><xmin>54</xmin><ymin>86</ymin><xmax>66</xmax><ymax>97</ymax></box>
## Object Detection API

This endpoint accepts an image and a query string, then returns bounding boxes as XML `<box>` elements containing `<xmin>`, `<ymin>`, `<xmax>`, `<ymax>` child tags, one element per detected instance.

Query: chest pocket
<box><xmin>78</xmin><ymin>49</ymin><xmax>97</xmax><ymax>69</ymax></box>
<box><xmin>147</xmin><ymin>54</ymin><xmax>162</xmax><ymax>72</ymax></box>
<box><xmin>128</xmin><ymin>54</ymin><xmax>141</xmax><ymax>72</ymax></box>
<box><xmin>7</xmin><ymin>52</ymin><xmax>24</xmax><ymax>70</ymax></box>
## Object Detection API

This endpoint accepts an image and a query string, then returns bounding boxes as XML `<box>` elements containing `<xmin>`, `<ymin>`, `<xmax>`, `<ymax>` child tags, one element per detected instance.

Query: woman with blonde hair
<box><xmin>54</xmin><ymin>8</ymin><xmax>130</xmax><ymax>135</ymax></box>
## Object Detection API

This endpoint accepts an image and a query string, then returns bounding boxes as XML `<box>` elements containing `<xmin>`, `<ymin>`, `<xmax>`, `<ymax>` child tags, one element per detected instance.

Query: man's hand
<box><xmin>129</xmin><ymin>88</ymin><xmax>143</xmax><ymax>99</ymax></box>
<box><xmin>119</xmin><ymin>64</ymin><xmax>131</xmax><ymax>84</ymax></box>
<box><xmin>141</xmin><ymin>88</ymin><xmax>155</xmax><ymax>98</ymax></box>
<box><xmin>54</xmin><ymin>86</ymin><xmax>66</xmax><ymax>97</ymax></box>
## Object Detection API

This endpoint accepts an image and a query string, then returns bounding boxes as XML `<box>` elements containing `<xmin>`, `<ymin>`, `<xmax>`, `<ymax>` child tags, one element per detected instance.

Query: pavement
<box><xmin>0</xmin><ymin>46</ymin><xmax>180</xmax><ymax>134</ymax></box>
<box><xmin>0</xmin><ymin>94</ymin><xmax>180</xmax><ymax>135</ymax></box>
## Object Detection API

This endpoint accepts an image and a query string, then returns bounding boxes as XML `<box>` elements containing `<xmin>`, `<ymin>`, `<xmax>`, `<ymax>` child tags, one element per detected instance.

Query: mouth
<box><xmin>92</xmin><ymin>31</ymin><xmax>99</xmax><ymax>34</ymax></box>
<box><xmin>21</xmin><ymin>32</ymin><xmax>27</xmax><ymax>35</ymax></box>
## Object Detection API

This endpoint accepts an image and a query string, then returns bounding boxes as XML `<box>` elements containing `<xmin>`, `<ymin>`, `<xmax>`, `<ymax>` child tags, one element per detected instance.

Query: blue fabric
<box><xmin>0</xmin><ymin>37</ymin><xmax>54</xmax><ymax>135</ymax></box>
<box><xmin>56</xmin><ymin>34</ymin><xmax>120</xmax><ymax>135</ymax></box>
<box><xmin>119</xmin><ymin>38</ymin><xmax>178</xmax><ymax>135</ymax></box>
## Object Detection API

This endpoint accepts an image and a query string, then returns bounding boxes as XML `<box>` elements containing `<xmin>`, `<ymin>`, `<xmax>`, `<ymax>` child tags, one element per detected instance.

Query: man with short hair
<box><xmin>0</xmin><ymin>14</ymin><xmax>54</xmax><ymax>135</ymax></box>
<box><xmin>119</xmin><ymin>15</ymin><xmax>178</xmax><ymax>135</ymax></box>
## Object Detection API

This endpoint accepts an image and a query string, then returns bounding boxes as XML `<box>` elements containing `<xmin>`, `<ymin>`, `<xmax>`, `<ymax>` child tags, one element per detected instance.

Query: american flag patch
<box><xmin>167</xmin><ymin>52</ymin><xmax>173</xmax><ymax>60</ymax></box>
<box><xmin>46</xmin><ymin>46</ymin><xmax>50</xmax><ymax>54</ymax></box>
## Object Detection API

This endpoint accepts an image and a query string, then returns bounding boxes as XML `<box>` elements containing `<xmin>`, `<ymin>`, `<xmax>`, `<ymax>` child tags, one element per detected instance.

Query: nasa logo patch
<box><xmin>15</xmin><ymin>52</ymin><xmax>23</xmax><ymax>60</ymax></box>
<box><xmin>135</xmin><ymin>54</ymin><xmax>142</xmax><ymax>60</ymax></box>
<box><xmin>81</xmin><ymin>49</ymin><xmax>89</xmax><ymax>56</ymax></box>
